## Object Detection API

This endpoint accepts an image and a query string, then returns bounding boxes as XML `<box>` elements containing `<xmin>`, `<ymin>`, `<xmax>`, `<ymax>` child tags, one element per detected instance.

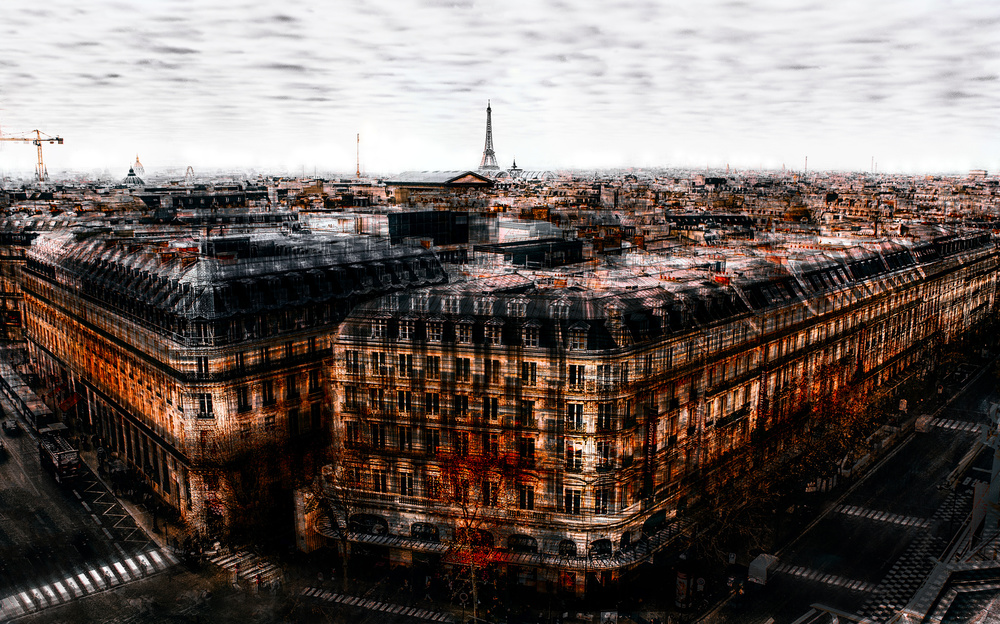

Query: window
<box><xmin>485</xmin><ymin>358</ymin><xmax>502</xmax><ymax>384</ymax></box>
<box><xmin>346</xmin><ymin>421</ymin><xmax>361</xmax><ymax>446</ymax></box>
<box><xmin>413</xmin><ymin>293</ymin><xmax>430</xmax><ymax>313</ymax></box>
<box><xmin>308</xmin><ymin>337</ymin><xmax>318</xmax><ymax>353</ymax></box>
<box><xmin>474</xmin><ymin>296</ymin><xmax>494</xmax><ymax>315</ymax></box>
<box><xmin>483</xmin><ymin>432</ymin><xmax>499</xmax><ymax>455</ymax></box>
<box><xmin>427</xmin><ymin>322</ymin><xmax>443</xmax><ymax>342</ymax></box>
<box><xmin>235</xmin><ymin>351</ymin><xmax>246</xmax><ymax>371</ymax></box>
<box><xmin>569</xmin><ymin>364</ymin><xmax>585</xmax><ymax>387</ymax></box>
<box><xmin>262</xmin><ymin>380</ymin><xmax>275</xmax><ymax>405</ymax></box>
<box><xmin>456</xmin><ymin>324</ymin><xmax>472</xmax><ymax>344</ymax></box>
<box><xmin>518</xmin><ymin>484</ymin><xmax>535</xmax><ymax>510</ymax></box>
<box><xmin>195</xmin><ymin>356</ymin><xmax>209</xmax><ymax>379</ymax></box>
<box><xmin>399</xmin><ymin>320</ymin><xmax>414</xmax><ymax>341</ymax></box>
<box><xmin>482</xmin><ymin>480</ymin><xmax>499</xmax><ymax>507</ymax></box>
<box><xmin>236</xmin><ymin>386</ymin><xmax>251</xmax><ymax>413</ymax></box>
<box><xmin>597</xmin><ymin>364</ymin><xmax>613</xmax><ymax>385</ymax></box>
<box><xmin>371</xmin><ymin>319</ymin><xmax>387</xmax><ymax>339</ymax></box>
<box><xmin>486</xmin><ymin>324</ymin><xmax>503</xmax><ymax>346</ymax></box>
<box><xmin>288</xmin><ymin>408</ymin><xmax>299</xmax><ymax>435</ymax></box>
<box><xmin>345</xmin><ymin>350</ymin><xmax>361</xmax><ymax>374</ymax></box>
<box><xmin>507</xmin><ymin>299</ymin><xmax>527</xmax><ymax>317</ymax></box>
<box><xmin>566</xmin><ymin>403</ymin><xmax>584</xmax><ymax>431</ymax></box>
<box><xmin>454</xmin><ymin>357</ymin><xmax>471</xmax><ymax>382</ymax></box>
<box><xmin>426</xmin><ymin>474</ymin><xmax>441</xmax><ymax>499</ymax></box>
<box><xmin>371</xmin><ymin>351</ymin><xmax>388</xmax><ymax>376</ymax></box>
<box><xmin>369</xmin><ymin>388</ymin><xmax>386</xmax><ymax>411</ymax></box>
<box><xmin>564</xmin><ymin>488</ymin><xmax>581</xmax><ymax>515</ymax></box>
<box><xmin>444</xmin><ymin>296</ymin><xmax>460</xmax><ymax>315</ymax></box>
<box><xmin>455</xmin><ymin>431</ymin><xmax>470</xmax><ymax>456</ymax></box>
<box><xmin>453</xmin><ymin>394</ymin><xmax>469</xmax><ymax>416</ymax></box>
<box><xmin>398</xmin><ymin>425</ymin><xmax>413</xmax><ymax>451</ymax></box>
<box><xmin>569</xmin><ymin>329</ymin><xmax>587</xmax><ymax>350</ymax></box>
<box><xmin>284</xmin><ymin>341</ymin><xmax>293</xmax><ymax>359</ymax></box>
<box><xmin>517</xmin><ymin>400</ymin><xmax>534</xmax><ymax>427</ymax></box>
<box><xmin>426</xmin><ymin>428</ymin><xmax>441</xmax><ymax>455</ymax></box>
<box><xmin>597</xmin><ymin>440</ymin><xmax>613</xmax><ymax>470</ymax></box>
<box><xmin>425</xmin><ymin>392</ymin><xmax>440</xmax><ymax>415</ymax></box>
<box><xmin>372</xmin><ymin>469</ymin><xmax>388</xmax><ymax>493</ymax></box>
<box><xmin>484</xmin><ymin>396</ymin><xmax>499</xmax><ymax>421</ymax></box>
<box><xmin>521</xmin><ymin>361</ymin><xmax>537</xmax><ymax>385</ymax></box>
<box><xmin>518</xmin><ymin>436</ymin><xmax>535</xmax><ymax>465</ymax></box>
<box><xmin>398</xmin><ymin>472</ymin><xmax>414</xmax><ymax>496</ymax></box>
<box><xmin>370</xmin><ymin>423</ymin><xmax>387</xmax><ymax>449</ymax></box>
<box><xmin>597</xmin><ymin>402</ymin><xmax>615</xmax><ymax>431</ymax></box>
<box><xmin>523</xmin><ymin>326</ymin><xmax>539</xmax><ymax>347</ymax></box>
<box><xmin>397</xmin><ymin>390</ymin><xmax>412</xmax><ymax>412</ymax></box>
<box><xmin>398</xmin><ymin>353</ymin><xmax>413</xmax><ymax>378</ymax></box>
<box><xmin>426</xmin><ymin>355</ymin><xmax>440</xmax><ymax>379</ymax></box>
<box><xmin>594</xmin><ymin>487</ymin><xmax>612</xmax><ymax>514</ymax></box>
<box><xmin>197</xmin><ymin>393</ymin><xmax>214</xmax><ymax>419</ymax></box>
<box><xmin>566</xmin><ymin>442</ymin><xmax>583</xmax><ymax>471</ymax></box>
<box><xmin>286</xmin><ymin>374</ymin><xmax>299</xmax><ymax>399</ymax></box>
<box><xmin>308</xmin><ymin>369</ymin><xmax>321</xmax><ymax>393</ymax></box>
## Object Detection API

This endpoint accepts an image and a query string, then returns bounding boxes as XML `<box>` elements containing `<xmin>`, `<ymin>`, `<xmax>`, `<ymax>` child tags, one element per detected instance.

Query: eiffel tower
<box><xmin>478</xmin><ymin>100</ymin><xmax>499</xmax><ymax>171</ymax></box>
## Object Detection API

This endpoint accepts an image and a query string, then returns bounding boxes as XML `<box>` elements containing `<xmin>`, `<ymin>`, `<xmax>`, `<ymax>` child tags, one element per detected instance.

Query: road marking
<box><xmin>40</xmin><ymin>584</ymin><xmax>59</xmax><ymax>604</ymax></box>
<box><xmin>72</xmin><ymin>489</ymin><xmax>81</xmax><ymax>500</ymax></box>
<box><xmin>89</xmin><ymin>569</ymin><xmax>106</xmax><ymax>589</ymax></box>
<box><xmin>835</xmin><ymin>504</ymin><xmax>931</xmax><ymax>529</ymax></box>
<box><xmin>102</xmin><ymin>527</ymin><xmax>113</xmax><ymax>540</ymax></box>
<box><xmin>81</xmin><ymin>501</ymin><xmax>91</xmax><ymax>512</ymax></box>
<box><xmin>774</xmin><ymin>563</ymin><xmax>875</xmax><ymax>593</ymax></box>
<box><xmin>18</xmin><ymin>591</ymin><xmax>35</xmax><ymax>610</ymax></box>
<box><xmin>124</xmin><ymin>557</ymin><xmax>141</xmax><ymax>577</ymax></box>
<box><xmin>90</xmin><ymin>513</ymin><xmax>101</xmax><ymax>526</ymax></box>
<box><xmin>78</xmin><ymin>573</ymin><xmax>95</xmax><ymax>593</ymax></box>
<box><xmin>136</xmin><ymin>554</ymin><xmax>154</xmax><ymax>574</ymax></box>
<box><xmin>52</xmin><ymin>581</ymin><xmax>71</xmax><ymax>601</ymax></box>
<box><xmin>113</xmin><ymin>561</ymin><xmax>130</xmax><ymax>582</ymax></box>
<box><xmin>101</xmin><ymin>565</ymin><xmax>119</xmax><ymax>586</ymax></box>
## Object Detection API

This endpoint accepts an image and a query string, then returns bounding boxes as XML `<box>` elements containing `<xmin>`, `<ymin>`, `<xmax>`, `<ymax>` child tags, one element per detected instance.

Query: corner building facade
<box><xmin>18</xmin><ymin>220</ymin><xmax>447</xmax><ymax>532</ymax></box>
<box><xmin>326</xmin><ymin>232</ymin><xmax>998</xmax><ymax>593</ymax></box>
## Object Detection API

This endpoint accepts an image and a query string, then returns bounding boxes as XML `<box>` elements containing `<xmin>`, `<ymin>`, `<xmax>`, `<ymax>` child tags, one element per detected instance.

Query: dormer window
<box><xmin>568</xmin><ymin>324</ymin><xmax>588</xmax><ymax>350</ymax></box>
<box><xmin>522</xmin><ymin>324</ymin><xmax>540</xmax><ymax>348</ymax></box>
<box><xmin>371</xmin><ymin>319</ymin><xmax>387</xmax><ymax>339</ymax></box>
<box><xmin>485</xmin><ymin>323</ymin><xmax>503</xmax><ymax>346</ymax></box>
<box><xmin>474</xmin><ymin>296</ymin><xmax>495</xmax><ymax>316</ymax></box>
<box><xmin>399</xmin><ymin>320</ymin><xmax>415</xmax><ymax>341</ymax></box>
<box><xmin>412</xmin><ymin>293</ymin><xmax>430</xmax><ymax>313</ymax></box>
<box><xmin>456</xmin><ymin>323</ymin><xmax>472</xmax><ymax>344</ymax></box>
<box><xmin>507</xmin><ymin>298</ymin><xmax>528</xmax><ymax>318</ymax></box>
<box><xmin>551</xmin><ymin>299</ymin><xmax>571</xmax><ymax>320</ymax></box>
<box><xmin>444</xmin><ymin>296</ymin><xmax>461</xmax><ymax>315</ymax></box>
<box><xmin>427</xmin><ymin>321</ymin><xmax>443</xmax><ymax>342</ymax></box>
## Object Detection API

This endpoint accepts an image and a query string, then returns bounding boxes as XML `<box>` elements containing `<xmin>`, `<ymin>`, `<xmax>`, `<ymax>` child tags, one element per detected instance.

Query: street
<box><xmin>713</xmin><ymin>368</ymin><xmax>999</xmax><ymax>623</ymax></box>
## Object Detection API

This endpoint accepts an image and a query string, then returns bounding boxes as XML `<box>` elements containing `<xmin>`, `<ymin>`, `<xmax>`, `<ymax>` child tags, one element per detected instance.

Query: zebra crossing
<box><xmin>858</xmin><ymin>488</ymin><xmax>972</xmax><ymax>622</ymax></box>
<box><xmin>771</xmin><ymin>563</ymin><xmax>876</xmax><ymax>593</ymax></box>
<box><xmin>0</xmin><ymin>548</ymin><xmax>177</xmax><ymax>619</ymax></box>
<box><xmin>300</xmin><ymin>586</ymin><xmax>456</xmax><ymax>622</ymax></box>
<box><xmin>208</xmin><ymin>550</ymin><xmax>283</xmax><ymax>587</ymax></box>
<box><xmin>927</xmin><ymin>417</ymin><xmax>980</xmax><ymax>434</ymax></box>
<box><xmin>834</xmin><ymin>504</ymin><xmax>932</xmax><ymax>529</ymax></box>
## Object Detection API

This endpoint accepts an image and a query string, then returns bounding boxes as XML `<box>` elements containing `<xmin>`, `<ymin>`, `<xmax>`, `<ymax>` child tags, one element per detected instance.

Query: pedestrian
<box><xmin>317</xmin><ymin>571</ymin><xmax>324</xmax><ymax>587</ymax></box>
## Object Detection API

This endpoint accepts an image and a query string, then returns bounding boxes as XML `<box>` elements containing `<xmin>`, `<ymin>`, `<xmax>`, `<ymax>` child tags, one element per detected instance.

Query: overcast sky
<box><xmin>1</xmin><ymin>0</ymin><xmax>998</xmax><ymax>178</ymax></box>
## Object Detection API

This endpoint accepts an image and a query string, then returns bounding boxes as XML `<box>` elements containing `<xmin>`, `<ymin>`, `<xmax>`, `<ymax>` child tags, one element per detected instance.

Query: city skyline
<box><xmin>1</xmin><ymin>0</ymin><xmax>999</xmax><ymax>177</ymax></box>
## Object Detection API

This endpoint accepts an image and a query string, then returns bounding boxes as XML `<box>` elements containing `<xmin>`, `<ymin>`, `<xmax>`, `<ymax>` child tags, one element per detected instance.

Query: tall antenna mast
<box><xmin>356</xmin><ymin>133</ymin><xmax>361</xmax><ymax>178</ymax></box>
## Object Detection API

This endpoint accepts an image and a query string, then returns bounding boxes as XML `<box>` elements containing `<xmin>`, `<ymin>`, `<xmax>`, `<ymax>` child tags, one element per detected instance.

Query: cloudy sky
<box><xmin>1</xmin><ymin>0</ymin><xmax>998</xmax><ymax>177</ymax></box>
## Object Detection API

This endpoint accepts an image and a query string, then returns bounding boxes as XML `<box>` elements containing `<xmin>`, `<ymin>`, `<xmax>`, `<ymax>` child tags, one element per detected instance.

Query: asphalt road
<box><xmin>713</xmin><ymin>369</ymin><xmax>999</xmax><ymax>624</ymax></box>
<box><xmin>0</xmin><ymin>395</ymin><xmax>170</xmax><ymax>620</ymax></box>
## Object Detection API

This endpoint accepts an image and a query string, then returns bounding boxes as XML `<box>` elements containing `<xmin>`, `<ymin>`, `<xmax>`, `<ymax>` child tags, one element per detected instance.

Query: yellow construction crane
<box><xmin>0</xmin><ymin>128</ymin><xmax>63</xmax><ymax>182</ymax></box>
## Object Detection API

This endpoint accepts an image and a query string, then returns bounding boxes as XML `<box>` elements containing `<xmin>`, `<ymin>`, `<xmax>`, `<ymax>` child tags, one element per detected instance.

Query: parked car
<box><xmin>2</xmin><ymin>419</ymin><xmax>20</xmax><ymax>436</ymax></box>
